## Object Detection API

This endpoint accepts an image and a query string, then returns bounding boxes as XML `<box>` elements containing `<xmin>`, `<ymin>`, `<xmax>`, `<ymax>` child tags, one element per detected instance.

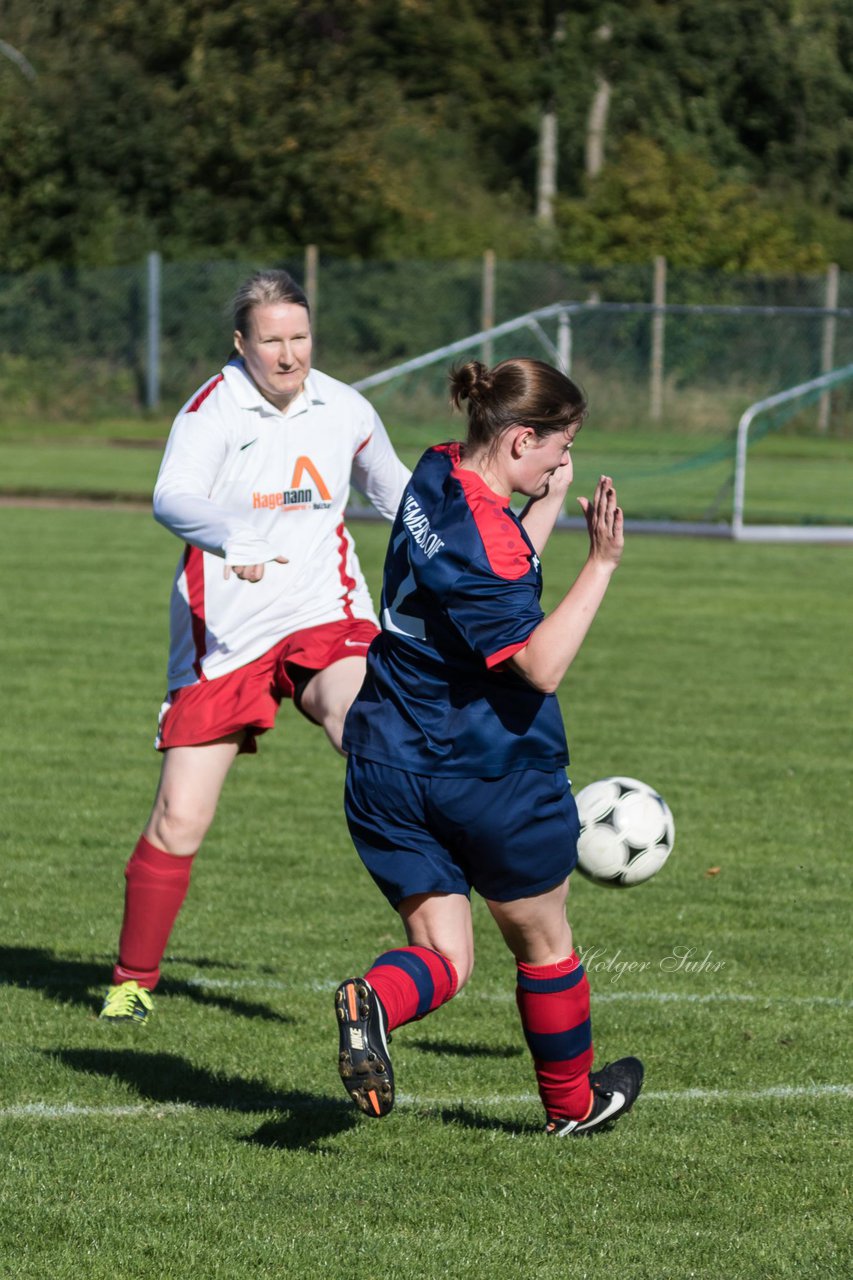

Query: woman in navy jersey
<box><xmin>335</xmin><ymin>357</ymin><xmax>643</xmax><ymax>1136</ymax></box>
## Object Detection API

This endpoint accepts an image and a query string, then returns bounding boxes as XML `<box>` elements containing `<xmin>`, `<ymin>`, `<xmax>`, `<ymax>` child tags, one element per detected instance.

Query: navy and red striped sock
<box><xmin>365</xmin><ymin>946</ymin><xmax>459</xmax><ymax>1031</ymax></box>
<box><xmin>112</xmin><ymin>835</ymin><xmax>195</xmax><ymax>990</ymax></box>
<box><xmin>515</xmin><ymin>952</ymin><xmax>594</xmax><ymax>1122</ymax></box>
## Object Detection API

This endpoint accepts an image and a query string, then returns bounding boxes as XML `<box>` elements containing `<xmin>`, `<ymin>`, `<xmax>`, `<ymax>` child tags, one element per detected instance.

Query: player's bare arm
<box><xmin>510</xmin><ymin>476</ymin><xmax>623</xmax><ymax>693</ymax></box>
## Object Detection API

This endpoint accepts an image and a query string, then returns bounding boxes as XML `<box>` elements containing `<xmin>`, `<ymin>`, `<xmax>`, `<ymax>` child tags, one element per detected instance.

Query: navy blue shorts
<box><xmin>344</xmin><ymin>757</ymin><xmax>580</xmax><ymax>906</ymax></box>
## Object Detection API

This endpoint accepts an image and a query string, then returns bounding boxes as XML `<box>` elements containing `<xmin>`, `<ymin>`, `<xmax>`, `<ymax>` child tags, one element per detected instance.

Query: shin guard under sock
<box><xmin>113</xmin><ymin>835</ymin><xmax>195</xmax><ymax>989</ymax></box>
<box><xmin>365</xmin><ymin>946</ymin><xmax>458</xmax><ymax>1031</ymax></box>
<box><xmin>516</xmin><ymin>953</ymin><xmax>594</xmax><ymax>1121</ymax></box>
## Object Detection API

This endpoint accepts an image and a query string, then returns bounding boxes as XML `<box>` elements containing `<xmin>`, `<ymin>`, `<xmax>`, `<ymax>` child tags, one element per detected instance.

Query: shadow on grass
<box><xmin>0</xmin><ymin>945</ymin><xmax>291</xmax><ymax>1024</ymax></box>
<box><xmin>434</xmin><ymin>1104</ymin><xmax>540</xmax><ymax>1137</ymax></box>
<box><xmin>48</xmin><ymin>1047</ymin><xmax>358</xmax><ymax>1149</ymax></box>
<box><xmin>409</xmin><ymin>1038</ymin><xmax>524</xmax><ymax>1060</ymax></box>
<box><xmin>246</xmin><ymin>1105</ymin><xmax>360</xmax><ymax>1151</ymax></box>
<box><xmin>165</xmin><ymin>954</ymin><xmax>255</xmax><ymax>972</ymax></box>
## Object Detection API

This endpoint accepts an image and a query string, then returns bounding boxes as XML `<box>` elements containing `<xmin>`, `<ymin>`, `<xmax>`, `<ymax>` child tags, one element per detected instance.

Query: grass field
<box><xmin>1</xmin><ymin>495</ymin><xmax>851</xmax><ymax>1279</ymax></box>
<box><xmin>1</xmin><ymin>419</ymin><xmax>852</xmax><ymax>526</ymax></box>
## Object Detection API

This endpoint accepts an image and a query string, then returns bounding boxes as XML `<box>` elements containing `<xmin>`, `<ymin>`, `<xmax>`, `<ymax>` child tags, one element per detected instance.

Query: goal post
<box><xmin>351</xmin><ymin>302</ymin><xmax>576</xmax><ymax>394</ymax></box>
<box><xmin>348</xmin><ymin>302</ymin><xmax>853</xmax><ymax>541</ymax></box>
<box><xmin>732</xmin><ymin>363</ymin><xmax>853</xmax><ymax>543</ymax></box>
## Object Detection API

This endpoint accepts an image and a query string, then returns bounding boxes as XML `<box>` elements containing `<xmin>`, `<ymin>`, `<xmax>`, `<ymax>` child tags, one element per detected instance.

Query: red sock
<box><xmin>112</xmin><ymin>836</ymin><xmax>196</xmax><ymax>990</ymax></box>
<box><xmin>365</xmin><ymin>946</ymin><xmax>458</xmax><ymax>1031</ymax></box>
<box><xmin>516</xmin><ymin>952</ymin><xmax>594</xmax><ymax>1121</ymax></box>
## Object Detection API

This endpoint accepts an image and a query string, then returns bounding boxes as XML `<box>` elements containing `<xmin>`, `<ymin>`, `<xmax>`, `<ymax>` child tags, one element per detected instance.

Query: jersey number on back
<box><xmin>381</xmin><ymin>529</ymin><xmax>426</xmax><ymax>640</ymax></box>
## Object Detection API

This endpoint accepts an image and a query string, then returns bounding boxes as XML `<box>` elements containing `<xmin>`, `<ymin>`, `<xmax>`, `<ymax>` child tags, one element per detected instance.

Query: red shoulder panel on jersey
<box><xmin>186</xmin><ymin>373</ymin><xmax>225</xmax><ymax>414</ymax></box>
<box><xmin>441</xmin><ymin>442</ymin><xmax>532</xmax><ymax>581</ymax></box>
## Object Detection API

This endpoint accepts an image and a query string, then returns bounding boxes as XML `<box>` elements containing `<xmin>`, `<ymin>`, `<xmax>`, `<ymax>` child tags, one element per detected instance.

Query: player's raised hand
<box><xmin>577</xmin><ymin>475</ymin><xmax>624</xmax><ymax>567</ymax></box>
<box><xmin>224</xmin><ymin>555</ymin><xmax>289</xmax><ymax>583</ymax></box>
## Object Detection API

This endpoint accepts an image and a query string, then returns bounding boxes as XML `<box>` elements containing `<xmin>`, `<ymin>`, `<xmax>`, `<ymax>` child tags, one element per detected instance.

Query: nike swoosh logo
<box><xmin>344</xmin><ymin>639</ymin><xmax>370</xmax><ymax>647</ymax></box>
<box><xmin>585</xmin><ymin>1090</ymin><xmax>626</xmax><ymax>1128</ymax></box>
<box><xmin>239</xmin><ymin>438</ymin><xmax>258</xmax><ymax>451</ymax></box>
<box><xmin>551</xmin><ymin>1088</ymin><xmax>627</xmax><ymax>1136</ymax></box>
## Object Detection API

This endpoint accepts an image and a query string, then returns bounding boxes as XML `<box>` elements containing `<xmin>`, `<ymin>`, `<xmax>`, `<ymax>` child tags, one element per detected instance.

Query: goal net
<box><xmin>732</xmin><ymin>363</ymin><xmax>853</xmax><ymax>542</ymax></box>
<box><xmin>348</xmin><ymin>303</ymin><xmax>853</xmax><ymax>542</ymax></box>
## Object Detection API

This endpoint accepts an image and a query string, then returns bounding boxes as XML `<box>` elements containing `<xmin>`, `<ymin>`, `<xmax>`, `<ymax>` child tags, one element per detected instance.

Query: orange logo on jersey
<box><xmin>291</xmin><ymin>456</ymin><xmax>331</xmax><ymax>501</ymax></box>
<box><xmin>251</xmin><ymin>455</ymin><xmax>332</xmax><ymax>511</ymax></box>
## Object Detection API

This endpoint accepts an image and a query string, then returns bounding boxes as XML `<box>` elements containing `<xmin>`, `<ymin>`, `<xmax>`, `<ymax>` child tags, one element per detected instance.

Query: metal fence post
<box><xmin>818</xmin><ymin>262</ymin><xmax>839</xmax><ymax>433</ymax></box>
<box><xmin>305</xmin><ymin>244</ymin><xmax>318</xmax><ymax>329</ymax></box>
<box><xmin>146</xmin><ymin>251</ymin><xmax>161</xmax><ymax>411</ymax></box>
<box><xmin>650</xmin><ymin>255</ymin><xmax>666</xmax><ymax>421</ymax></box>
<box><xmin>557</xmin><ymin>309</ymin><xmax>571</xmax><ymax>374</ymax></box>
<box><xmin>481</xmin><ymin>249</ymin><xmax>496</xmax><ymax>365</ymax></box>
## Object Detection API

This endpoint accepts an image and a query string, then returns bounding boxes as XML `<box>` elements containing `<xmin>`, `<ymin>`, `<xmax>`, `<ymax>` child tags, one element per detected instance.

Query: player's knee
<box><xmin>448</xmin><ymin>951</ymin><xmax>474</xmax><ymax>991</ymax></box>
<box><xmin>146</xmin><ymin>804</ymin><xmax>211</xmax><ymax>855</ymax></box>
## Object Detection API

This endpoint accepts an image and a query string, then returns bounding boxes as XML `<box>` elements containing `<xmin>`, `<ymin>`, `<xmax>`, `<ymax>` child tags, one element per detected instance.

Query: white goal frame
<box><xmin>351</xmin><ymin>305</ymin><xmax>853</xmax><ymax>542</ymax></box>
<box><xmin>732</xmin><ymin>363</ymin><xmax>853</xmax><ymax>543</ymax></box>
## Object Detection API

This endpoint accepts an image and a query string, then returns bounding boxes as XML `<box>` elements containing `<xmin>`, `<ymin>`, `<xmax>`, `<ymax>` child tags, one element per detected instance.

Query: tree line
<box><xmin>1</xmin><ymin>0</ymin><xmax>851</xmax><ymax>275</ymax></box>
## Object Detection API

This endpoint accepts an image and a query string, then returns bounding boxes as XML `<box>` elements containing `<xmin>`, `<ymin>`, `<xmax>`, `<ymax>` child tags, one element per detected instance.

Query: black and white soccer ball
<box><xmin>574</xmin><ymin>776</ymin><xmax>675</xmax><ymax>888</ymax></box>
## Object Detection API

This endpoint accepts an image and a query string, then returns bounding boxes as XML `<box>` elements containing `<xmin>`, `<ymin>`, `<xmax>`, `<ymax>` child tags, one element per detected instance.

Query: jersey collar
<box><xmin>439</xmin><ymin>441</ymin><xmax>511</xmax><ymax>506</ymax></box>
<box><xmin>224</xmin><ymin>358</ymin><xmax>325</xmax><ymax>419</ymax></box>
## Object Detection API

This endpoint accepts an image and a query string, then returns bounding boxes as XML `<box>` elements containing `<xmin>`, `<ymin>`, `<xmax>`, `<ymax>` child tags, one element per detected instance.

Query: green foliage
<box><xmin>556</xmin><ymin>135</ymin><xmax>827</xmax><ymax>272</ymax></box>
<box><xmin>593</xmin><ymin>0</ymin><xmax>853</xmax><ymax>213</ymax></box>
<box><xmin>1</xmin><ymin>1</ymin><xmax>852</xmax><ymax>270</ymax></box>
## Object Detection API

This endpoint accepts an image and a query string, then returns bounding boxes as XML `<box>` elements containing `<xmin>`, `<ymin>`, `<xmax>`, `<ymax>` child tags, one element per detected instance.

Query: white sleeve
<box><xmin>152</xmin><ymin>413</ymin><xmax>280</xmax><ymax>565</ymax></box>
<box><xmin>351</xmin><ymin>408</ymin><xmax>411</xmax><ymax>521</ymax></box>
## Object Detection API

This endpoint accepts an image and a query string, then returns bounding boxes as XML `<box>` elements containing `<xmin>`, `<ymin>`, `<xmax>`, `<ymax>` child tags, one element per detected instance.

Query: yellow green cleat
<box><xmin>98</xmin><ymin>980</ymin><xmax>154</xmax><ymax>1024</ymax></box>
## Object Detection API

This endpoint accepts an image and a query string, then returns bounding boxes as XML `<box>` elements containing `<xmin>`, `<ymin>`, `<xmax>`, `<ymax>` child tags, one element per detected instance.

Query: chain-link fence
<box><xmin>1</xmin><ymin>254</ymin><xmax>851</xmax><ymax>434</ymax></box>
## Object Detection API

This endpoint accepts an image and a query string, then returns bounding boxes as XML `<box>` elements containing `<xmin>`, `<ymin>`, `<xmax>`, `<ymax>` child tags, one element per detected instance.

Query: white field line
<box><xmin>11</xmin><ymin>968</ymin><xmax>851</xmax><ymax>1007</ymax></box>
<box><xmin>459</xmin><ymin>990</ymin><xmax>852</xmax><ymax>1007</ymax></box>
<box><xmin>1</xmin><ymin>1083</ymin><xmax>850</xmax><ymax>1121</ymax></box>
<box><xmin>0</xmin><ymin>1103</ymin><xmax>193</xmax><ymax>1119</ymax></box>
<box><xmin>181</xmin><ymin>978</ymin><xmax>850</xmax><ymax>1008</ymax></box>
<box><xmin>399</xmin><ymin>1083</ymin><xmax>853</xmax><ymax>1107</ymax></box>
<box><xmin>11</xmin><ymin>971</ymin><xmax>851</xmax><ymax>1007</ymax></box>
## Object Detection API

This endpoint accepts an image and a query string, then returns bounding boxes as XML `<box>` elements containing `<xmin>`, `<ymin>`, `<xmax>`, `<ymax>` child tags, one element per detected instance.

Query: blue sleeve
<box><xmin>445</xmin><ymin>563</ymin><xmax>544</xmax><ymax>665</ymax></box>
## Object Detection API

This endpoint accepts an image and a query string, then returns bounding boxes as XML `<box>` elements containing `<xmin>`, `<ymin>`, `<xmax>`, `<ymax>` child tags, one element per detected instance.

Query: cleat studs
<box><xmin>335</xmin><ymin>978</ymin><xmax>394</xmax><ymax>1118</ymax></box>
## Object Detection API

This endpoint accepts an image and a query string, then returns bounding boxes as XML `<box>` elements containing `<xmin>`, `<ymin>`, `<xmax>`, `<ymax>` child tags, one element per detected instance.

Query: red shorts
<box><xmin>155</xmin><ymin>618</ymin><xmax>378</xmax><ymax>754</ymax></box>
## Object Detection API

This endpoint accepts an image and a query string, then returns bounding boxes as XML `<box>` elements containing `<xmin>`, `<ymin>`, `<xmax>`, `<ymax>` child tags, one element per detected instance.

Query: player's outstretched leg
<box><xmin>546</xmin><ymin>1057</ymin><xmax>644</xmax><ymax>1136</ymax></box>
<box><xmin>335</xmin><ymin>978</ymin><xmax>394</xmax><ymax>1118</ymax></box>
<box><xmin>98</xmin><ymin>835</ymin><xmax>197</xmax><ymax>1022</ymax></box>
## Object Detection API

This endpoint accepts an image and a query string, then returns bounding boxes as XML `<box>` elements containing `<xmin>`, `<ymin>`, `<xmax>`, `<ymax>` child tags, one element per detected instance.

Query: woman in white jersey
<box><xmin>99</xmin><ymin>269</ymin><xmax>410</xmax><ymax>1024</ymax></box>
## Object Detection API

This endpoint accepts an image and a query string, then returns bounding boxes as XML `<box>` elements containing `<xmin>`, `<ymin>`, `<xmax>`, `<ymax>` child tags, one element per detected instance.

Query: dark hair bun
<box><xmin>449</xmin><ymin>361</ymin><xmax>493</xmax><ymax>409</ymax></box>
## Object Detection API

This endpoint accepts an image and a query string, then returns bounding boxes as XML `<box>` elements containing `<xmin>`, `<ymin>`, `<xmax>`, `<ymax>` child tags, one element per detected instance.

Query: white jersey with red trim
<box><xmin>153</xmin><ymin>358</ymin><xmax>410</xmax><ymax>688</ymax></box>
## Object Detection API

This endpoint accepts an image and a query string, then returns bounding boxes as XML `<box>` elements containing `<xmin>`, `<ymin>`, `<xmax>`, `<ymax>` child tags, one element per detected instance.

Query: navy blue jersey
<box><xmin>342</xmin><ymin>443</ymin><xmax>569</xmax><ymax>776</ymax></box>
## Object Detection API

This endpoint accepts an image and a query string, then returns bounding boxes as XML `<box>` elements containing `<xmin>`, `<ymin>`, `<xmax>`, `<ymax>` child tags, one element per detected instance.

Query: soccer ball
<box><xmin>574</xmin><ymin>776</ymin><xmax>674</xmax><ymax>888</ymax></box>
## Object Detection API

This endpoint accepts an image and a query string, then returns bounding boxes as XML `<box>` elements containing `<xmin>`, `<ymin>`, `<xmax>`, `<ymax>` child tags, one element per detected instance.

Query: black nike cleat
<box><xmin>335</xmin><ymin>978</ymin><xmax>394</xmax><ymax>1118</ymax></box>
<box><xmin>546</xmin><ymin>1056</ymin><xmax>644</xmax><ymax>1136</ymax></box>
